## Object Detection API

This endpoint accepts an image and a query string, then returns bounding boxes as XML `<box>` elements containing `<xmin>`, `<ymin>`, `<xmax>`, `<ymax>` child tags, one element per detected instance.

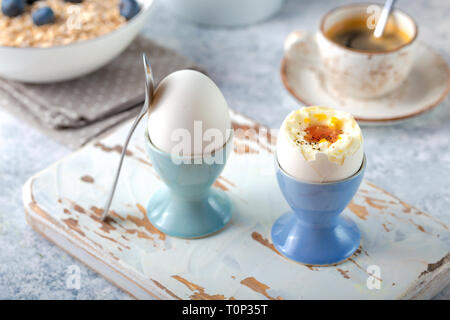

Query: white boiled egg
<box><xmin>147</xmin><ymin>70</ymin><xmax>231</xmax><ymax>156</ymax></box>
<box><xmin>277</xmin><ymin>106</ymin><xmax>363</xmax><ymax>183</ymax></box>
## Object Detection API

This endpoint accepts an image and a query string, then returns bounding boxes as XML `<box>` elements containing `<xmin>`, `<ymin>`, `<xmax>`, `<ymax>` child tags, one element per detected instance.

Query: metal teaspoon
<box><xmin>101</xmin><ymin>53</ymin><xmax>154</xmax><ymax>221</ymax></box>
<box><xmin>374</xmin><ymin>0</ymin><xmax>397</xmax><ymax>38</ymax></box>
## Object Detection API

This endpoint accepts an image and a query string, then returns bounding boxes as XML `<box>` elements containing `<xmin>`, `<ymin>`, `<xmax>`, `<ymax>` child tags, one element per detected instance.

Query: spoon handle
<box><xmin>374</xmin><ymin>0</ymin><xmax>397</xmax><ymax>38</ymax></box>
<box><xmin>101</xmin><ymin>53</ymin><xmax>154</xmax><ymax>221</ymax></box>
<box><xmin>101</xmin><ymin>104</ymin><xmax>148</xmax><ymax>220</ymax></box>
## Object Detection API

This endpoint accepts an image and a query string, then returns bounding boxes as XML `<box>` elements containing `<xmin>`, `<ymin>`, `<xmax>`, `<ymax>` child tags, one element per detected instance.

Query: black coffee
<box><xmin>325</xmin><ymin>17</ymin><xmax>411</xmax><ymax>52</ymax></box>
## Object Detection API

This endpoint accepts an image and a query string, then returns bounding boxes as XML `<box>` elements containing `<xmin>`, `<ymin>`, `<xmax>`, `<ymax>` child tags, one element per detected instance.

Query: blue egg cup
<box><xmin>271</xmin><ymin>155</ymin><xmax>366</xmax><ymax>266</ymax></box>
<box><xmin>144</xmin><ymin>133</ymin><xmax>232</xmax><ymax>239</ymax></box>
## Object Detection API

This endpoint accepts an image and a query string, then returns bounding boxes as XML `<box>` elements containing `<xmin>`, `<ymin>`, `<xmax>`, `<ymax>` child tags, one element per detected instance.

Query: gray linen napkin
<box><xmin>0</xmin><ymin>36</ymin><xmax>202</xmax><ymax>148</ymax></box>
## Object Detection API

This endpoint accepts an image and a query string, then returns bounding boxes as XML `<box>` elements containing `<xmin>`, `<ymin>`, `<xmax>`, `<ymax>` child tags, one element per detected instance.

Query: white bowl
<box><xmin>165</xmin><ymin>0</ymin><xmax>284</xmax><ymax>27</ymax></box>
<box><xmin>0</xmin><ymin>0</ymin><xmax>153</xmax><ymax>83</ymax></box>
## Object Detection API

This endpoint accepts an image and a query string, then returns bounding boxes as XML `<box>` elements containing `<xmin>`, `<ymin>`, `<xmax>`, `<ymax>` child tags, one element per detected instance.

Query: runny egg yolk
<box><xmin>304</xmin><ymin>125</ymin><xmax>343</xmax><ymax>144</ymax></box>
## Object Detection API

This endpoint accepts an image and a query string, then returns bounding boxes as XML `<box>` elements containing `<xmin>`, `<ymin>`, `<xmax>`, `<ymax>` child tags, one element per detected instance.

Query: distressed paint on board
<box><xmin>23</xmin><ymin>110</ymin><xmax>449</xmax><ymax>300</ymax></box>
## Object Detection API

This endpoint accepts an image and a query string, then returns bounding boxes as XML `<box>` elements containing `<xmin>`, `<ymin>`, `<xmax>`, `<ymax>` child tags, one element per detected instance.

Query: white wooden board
<box><xmin>23</xmin><ymin>110</ymin><xmax>449</xmax><ymax>299</ymax></box>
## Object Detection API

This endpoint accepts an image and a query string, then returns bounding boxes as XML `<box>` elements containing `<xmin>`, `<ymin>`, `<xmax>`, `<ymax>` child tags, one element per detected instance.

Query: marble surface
<box><xmin>0</xmin><ymin>0</ymin><xmax>448</xmax><ymax>299</ymax></box>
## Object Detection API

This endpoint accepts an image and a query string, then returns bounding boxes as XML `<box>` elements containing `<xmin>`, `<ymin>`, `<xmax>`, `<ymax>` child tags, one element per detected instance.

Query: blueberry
<box><xmin>119</xmin><ymin>0</ymin><xmax>140</xmax><ymax>21</ymax></box>
<box><xmin>1</xmin><ymin>0</ymin><xmax>25</xmax><ymax>17</ymax></box>
<box><xmin>32</xmin><ymin>6</ymin><xmax>54</xmax><ymax>26</ymax></box>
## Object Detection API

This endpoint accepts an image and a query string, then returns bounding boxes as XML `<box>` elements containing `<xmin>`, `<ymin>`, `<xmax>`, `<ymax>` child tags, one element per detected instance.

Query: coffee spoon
<box><xmin>101</xmin><ymin>53</ymin><xmax>154</xmax><ymax>221</ymax></box>
<box><xmin>374</xmin><ymin>0</ymin><xmax>397</xmax><ymax>38</ymax></box>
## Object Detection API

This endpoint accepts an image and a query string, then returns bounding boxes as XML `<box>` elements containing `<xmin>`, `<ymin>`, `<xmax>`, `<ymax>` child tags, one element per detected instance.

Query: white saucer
<box><xmin>281</xmin><ymin>33</ymin><xmax>450</xmax><ymax>124</ymax></box>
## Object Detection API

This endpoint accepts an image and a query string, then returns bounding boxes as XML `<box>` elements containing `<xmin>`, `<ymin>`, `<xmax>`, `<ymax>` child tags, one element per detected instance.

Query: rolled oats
<box><xmin>0</xmin><ymin>0</ymin><xmax>126</xmax><ymax>48</ymax></box>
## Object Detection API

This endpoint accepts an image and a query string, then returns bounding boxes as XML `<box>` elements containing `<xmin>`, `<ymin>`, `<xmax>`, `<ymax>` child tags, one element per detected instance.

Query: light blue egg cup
<box><xmin>271</xmin><ymin>155</ymin><xmax>366</xmax><ymax>266</ymax></box>
<box><xmin>144</xmin><ymin>132</ymin><xmax>233</xmax><ymax>239</ymax></box>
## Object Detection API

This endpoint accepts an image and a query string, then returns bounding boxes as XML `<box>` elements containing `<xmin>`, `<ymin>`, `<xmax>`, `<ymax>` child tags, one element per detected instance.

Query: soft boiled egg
<box><xmin>147</xmin><ymin>70</ymin><xmax>231</xmax><ymax>156</ymax></box>
<box><xmin>277</xmin><ymin>106</ymin><xmax>363</xmax><ymax>183</ymax></box>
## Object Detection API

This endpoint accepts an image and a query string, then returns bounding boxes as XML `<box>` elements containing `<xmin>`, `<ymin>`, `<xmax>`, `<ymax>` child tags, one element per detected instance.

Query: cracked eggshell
<box><xmin>276</xmin><ymin>111</ymin><xmax>364</xmax><ymax>183</ymax></box>
<box><xmin>147</xmin><ymin>70</ymin><xmax>231</xmax><ymax>156</ymax></box>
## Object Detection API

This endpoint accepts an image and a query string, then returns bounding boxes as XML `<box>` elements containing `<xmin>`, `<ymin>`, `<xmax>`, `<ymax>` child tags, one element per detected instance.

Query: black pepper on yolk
<box><xmin>304</xmin><ymin>125</ymin><xmax>343</xmax><ymax>144</ymax></box>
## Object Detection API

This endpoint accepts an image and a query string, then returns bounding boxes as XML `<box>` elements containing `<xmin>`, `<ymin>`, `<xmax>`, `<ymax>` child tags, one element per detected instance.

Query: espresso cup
<box><xmin>285</xmin><ymin>4</ymin><xmax>418</xmax><ymax>99</ymax></box>
<box><xmin>271</xmin><ymin>155</ymin><xmax>366</xmax><ymax>266</ymax></box>
<box><xmin>144</xmin><ymin>131</ymin><xmax>233</xmax><ymax>239</ymax></box>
